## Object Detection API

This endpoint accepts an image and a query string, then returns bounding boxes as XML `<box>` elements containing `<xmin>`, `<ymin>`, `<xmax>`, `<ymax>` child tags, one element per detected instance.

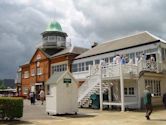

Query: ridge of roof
<box><xmin>99</xmin><ymin>31</ymin><xmax>150</xmax><ymax>46</ymax></box>
<box><xmin>76</xmin><ymin>31</ymin><xmax>160</xmax><ymax>59</ymax></box>
<box><xmin>50</xmin><ymin>46</ymin><xmax>88</xmax><ymax>58</ymax></box>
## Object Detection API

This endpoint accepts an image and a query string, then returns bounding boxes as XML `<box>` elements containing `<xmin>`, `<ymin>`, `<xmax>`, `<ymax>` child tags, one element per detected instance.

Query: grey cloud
<box><xmin>72</xmin><ymin>0</ymin><xmax>166</xmax><ymax>42</ymax></box>
<box><xmin>0</xmin><ymin>0</ymin><xmax>166</xmax><ymax>79</ymax></box>
<box><xmin>0</xmin><ymin>2</ymin><xmax>47</xmax><ymax>79</ymax></box>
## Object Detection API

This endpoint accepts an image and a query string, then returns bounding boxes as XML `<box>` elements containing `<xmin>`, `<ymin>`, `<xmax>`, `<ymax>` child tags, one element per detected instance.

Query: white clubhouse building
<box><xmin>72</xmin><ymin>31</ymin><xmax>166</xmax><ymax>111</ymax></box>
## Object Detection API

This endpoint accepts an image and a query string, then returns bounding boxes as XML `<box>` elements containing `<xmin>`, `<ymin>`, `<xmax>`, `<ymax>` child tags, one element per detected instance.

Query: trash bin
<box><xmin>90</xmin><ymin>93</ymin><xmax>100</xmax><ymax>109</ymax></box>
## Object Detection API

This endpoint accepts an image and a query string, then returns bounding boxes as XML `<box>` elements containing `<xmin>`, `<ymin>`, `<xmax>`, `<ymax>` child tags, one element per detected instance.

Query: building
<box><xmin>18</xmin><ymin>21</ymin><xmax>87</xmax><ymax>97</ymax></box>
<box><xmin>72</xmin><ymin>31</ymin><xmax>166</xmax><ymax>111</ymax></box>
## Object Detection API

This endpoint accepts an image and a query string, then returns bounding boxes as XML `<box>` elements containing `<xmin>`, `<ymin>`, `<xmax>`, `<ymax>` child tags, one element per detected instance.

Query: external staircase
<box><xmin>78</xmin><ymin>65</ymin><xmax>109</xmax><ymax>107</ymax></box>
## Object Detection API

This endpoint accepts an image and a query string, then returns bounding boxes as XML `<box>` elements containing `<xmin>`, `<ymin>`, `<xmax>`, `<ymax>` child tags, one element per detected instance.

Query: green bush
<box><xmin>0</xmin><ymin>97</ymin><xmax>23</xmax><ymax>119</ymax></box>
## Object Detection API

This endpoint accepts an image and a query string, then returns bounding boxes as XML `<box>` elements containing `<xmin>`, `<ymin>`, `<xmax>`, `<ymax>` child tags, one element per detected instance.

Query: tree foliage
<box><xmin>0</xmin><ymin>80</ymin><xmax>6</xmax><ymax>89</ymax></box>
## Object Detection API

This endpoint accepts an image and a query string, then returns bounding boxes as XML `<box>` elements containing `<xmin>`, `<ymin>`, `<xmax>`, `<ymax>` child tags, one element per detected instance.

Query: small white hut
<box><xmin>46</xmin><ymin>71</ymin><xmax>78</xmax><ymax>115</ymax></box>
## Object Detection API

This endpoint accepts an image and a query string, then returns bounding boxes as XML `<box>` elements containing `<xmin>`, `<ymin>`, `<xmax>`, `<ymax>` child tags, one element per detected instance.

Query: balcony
<box><xmin>73</xmin><ymin>60</ymin><xmax>166</xmax><ymax>80</ymax></box>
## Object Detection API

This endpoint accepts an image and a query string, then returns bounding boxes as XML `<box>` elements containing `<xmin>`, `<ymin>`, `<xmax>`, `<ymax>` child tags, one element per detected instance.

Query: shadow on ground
<box><xmin>54</xmin><ymin>114</ymin><xmax>96</xmax><ymax>119</ymax></box>
<box><xmin>0</xmin><ymin>120</ymin><xmax>33</xmax><ymax>125</ymax></box>
<box><xmin>150</xmin><ymin>119</ymin><xmax>166</xmax><ymax>122</ymax></box>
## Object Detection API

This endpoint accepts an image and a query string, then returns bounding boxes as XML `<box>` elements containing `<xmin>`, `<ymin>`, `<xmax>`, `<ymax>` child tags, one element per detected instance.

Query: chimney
<box><xmin>91</xmin><ymin>42</ymin><xmax>98</xmax><ymax>48</ymax></box>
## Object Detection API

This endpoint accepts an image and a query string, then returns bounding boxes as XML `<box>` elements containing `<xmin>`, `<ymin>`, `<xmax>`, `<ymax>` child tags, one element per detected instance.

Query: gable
<box><xmin>30</xmin><ymin>49</ymin><xmax>48</xmax><ymax>63</ymax></box>
<box><xmin>46</xmin><ymin>71</ymin><xmax>78</xmax><ymax>85</ymax></box>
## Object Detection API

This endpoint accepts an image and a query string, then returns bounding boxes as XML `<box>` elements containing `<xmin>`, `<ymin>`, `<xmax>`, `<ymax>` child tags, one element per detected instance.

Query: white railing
<box><xmin>78</xmin><ymin>65</ymin><xmax>101</xmax><ymax>102</ymax></box>
<box><xmin>101</xmin><ymin>64</ymin><xmax>120</xmax><ymax>78</ymax></box>
<box><xmin>101</xmin><ymin>63</ymin><xmax>138</xmax><ymax>79</ymax></box>
<box><xmin>138</xmin><ymin>60</ymin><xmax>159</xmax><ymax>72</ymax></box>
<box><xmin>101</xmin><ymin>61</ymin><xmax>163</xmax><ymax>79</ymax></box>
<box><xmin>122</xmin><ymin>64</ymin><xmax>138</xmax><ymax>77</ymax></box>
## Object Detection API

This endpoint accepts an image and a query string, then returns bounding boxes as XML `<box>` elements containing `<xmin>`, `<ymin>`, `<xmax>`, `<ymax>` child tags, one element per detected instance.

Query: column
<box><xmin>120</xmin><ymin>64</ymin><xmax>125</xmax><ymax>111</ymax></box>
<box><xmin>100</xmin><ymin>64</ymin><xmax>103</xmax><ymax>111</ymax></box>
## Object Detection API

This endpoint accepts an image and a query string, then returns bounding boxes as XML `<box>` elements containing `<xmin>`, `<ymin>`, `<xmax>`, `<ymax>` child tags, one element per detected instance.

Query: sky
<box><xmin>0</xmin><ymin>0</ymin><xmax>166</xmax><ymax>79</ymax></box>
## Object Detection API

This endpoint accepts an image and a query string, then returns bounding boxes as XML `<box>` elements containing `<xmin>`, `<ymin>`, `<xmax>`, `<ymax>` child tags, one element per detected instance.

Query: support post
<box><xmin>100</xmin><ymin>64</ymin><xmax>103</xmax><ymax>111</ymax></box>
<box><xmin>120</xmin><ymin>64</ymin><xmax>125</xmax><ymax>111</ymax></box>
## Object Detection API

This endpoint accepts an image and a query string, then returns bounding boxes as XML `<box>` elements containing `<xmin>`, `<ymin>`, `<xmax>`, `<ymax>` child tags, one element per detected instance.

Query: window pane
<box><xmin>72</xmin><ymin>64</ymin><xmax>77</xmax><ymax>72</ymax></box>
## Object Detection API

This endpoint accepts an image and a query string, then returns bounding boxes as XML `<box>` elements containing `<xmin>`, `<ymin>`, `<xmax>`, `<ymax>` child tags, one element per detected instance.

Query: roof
<box><xmin>50</xmin><ymin>46</ymin><xmax>88</xmax><ymax>58</ymax></box>
<box><xmin>46</xmin><ymin>71</ymin><xmax>65</xmax><ymax>85</ymax></box>
<box><xmin>39</xmin><ymin>48</ymin><xmax>61</xmax><ymax>57</ymax></box>
<box><xmin>76</xmin><ymin>31</ymin><xmax>165</xmax><ymax>59</ymax></box>
<box><xmin>46</xmin><ymin>71</ymin><xmax>78</xmax><ymax>85</ymax></box>
<box><xmin>45</xmin><ymin>20</ymin><xmax>62</xmax><ymax>32</ymax></box>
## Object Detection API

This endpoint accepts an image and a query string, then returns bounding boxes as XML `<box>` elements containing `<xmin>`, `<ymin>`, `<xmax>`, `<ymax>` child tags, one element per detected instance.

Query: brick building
<box><xmin>17</xmin><ymin>21</ymin><xmax>87</xmax><ymax>97</ymax></box>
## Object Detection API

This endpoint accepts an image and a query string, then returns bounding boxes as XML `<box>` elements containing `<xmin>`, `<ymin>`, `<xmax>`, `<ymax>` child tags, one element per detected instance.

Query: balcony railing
<box><xmin>73</xmin><ymin>61</ymin><xmax>166</xmax><ymax>80</ymax></box>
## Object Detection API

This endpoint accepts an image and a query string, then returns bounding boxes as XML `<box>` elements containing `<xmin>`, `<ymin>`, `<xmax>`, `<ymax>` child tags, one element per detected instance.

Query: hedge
<box><xmin>0</xmin><ymin>97</ymin><xmax>23</xmax><ymax>119</ymax></box>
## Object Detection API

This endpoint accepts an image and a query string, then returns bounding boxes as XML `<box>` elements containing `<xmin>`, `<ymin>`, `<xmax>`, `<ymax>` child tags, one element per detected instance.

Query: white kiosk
<box><xmin>46</xmin><ymin>71</ymin><xmax>78</xmax><ymax>115</ymax></box>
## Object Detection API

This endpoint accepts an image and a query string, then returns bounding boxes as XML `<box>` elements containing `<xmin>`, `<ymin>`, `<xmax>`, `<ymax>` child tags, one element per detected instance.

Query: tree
<box><xmin>0</xmin><ymin>80</ymin><xmax>6</xmax><ymax>89</ymax></box>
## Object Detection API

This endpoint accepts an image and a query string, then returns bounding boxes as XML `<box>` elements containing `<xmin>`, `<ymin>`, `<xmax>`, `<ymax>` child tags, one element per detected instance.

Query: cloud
<box><xmin>0</xmin><ymin>0</ymin><xmax>166</xmax><ymax>79</ymax></box>
<box><xmin>72</xmin><ymin>0</ymin><xmax>166</xmax><ymax>41</ymax></box>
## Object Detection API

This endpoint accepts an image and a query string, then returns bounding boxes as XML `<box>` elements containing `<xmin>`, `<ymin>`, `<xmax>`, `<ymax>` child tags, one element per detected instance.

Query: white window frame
<box><xmin>51</xmin><ymin>63</ymin><xmax>67</xmax><ymax>74</ymax></box>
<box><xmin>31</xmin><ymin>69</ymin><xmax>35</xmax><ymax>76</ymax></box>
<box><xmin>37</xmin><ymin>68</ymin><xmax>42</xmax><ymax>75</ymax></box>
<box><xmin>145</xmin><ymin>79</ymin><xmax>161</xmax><ymax>97</ymax></box>
<box><xmin>124</xmin><ymin>87</ymin><xmax>135</xmax><ymax>96</ymax></box>
<box><xmin>24</xmin><ymin>71</ymin><xmax>29</xmax><ymax>78</ymax></box>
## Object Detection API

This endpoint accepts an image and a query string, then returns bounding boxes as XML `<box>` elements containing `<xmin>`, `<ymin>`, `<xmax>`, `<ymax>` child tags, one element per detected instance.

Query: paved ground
<box><xmin>0</xmin><ymin>100</ymin><xmax>166</xmax><ymax>125</ymax></box>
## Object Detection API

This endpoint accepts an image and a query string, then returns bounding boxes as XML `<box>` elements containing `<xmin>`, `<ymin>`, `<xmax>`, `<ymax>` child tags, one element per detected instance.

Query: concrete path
<box><xmin>0</xmin><ymin>100</ymin><xmax>166</xmax><ymax>125</ymax></box>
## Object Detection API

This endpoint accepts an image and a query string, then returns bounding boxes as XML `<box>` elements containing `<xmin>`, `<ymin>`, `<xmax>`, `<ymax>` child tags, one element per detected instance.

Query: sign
<box><xmin>64</xmin><ymin>78</ymin><xmax>72</xmax><ymax>83</ymax></box>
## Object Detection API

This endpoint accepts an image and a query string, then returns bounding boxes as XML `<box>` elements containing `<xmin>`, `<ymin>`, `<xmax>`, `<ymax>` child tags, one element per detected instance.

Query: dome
<box><xmin>45</xmin><ymin>21</ymin><xmax>62</xmax><ymax>32</ymax></box>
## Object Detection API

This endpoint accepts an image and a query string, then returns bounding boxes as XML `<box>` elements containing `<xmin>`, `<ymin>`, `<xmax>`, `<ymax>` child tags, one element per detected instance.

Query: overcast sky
<box><xmin>0</xmin><ymin>0</ymin><xmax>166</xmax><ymax>79</ymax></box>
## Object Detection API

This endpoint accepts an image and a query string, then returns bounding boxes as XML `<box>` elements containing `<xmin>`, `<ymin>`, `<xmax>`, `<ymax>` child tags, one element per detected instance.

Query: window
<box><xmin>95</xmin><ymin>60</ymin><xmax>100</xmax><ymax>64</ymax></box>
<box><xmin>37</xmin><ymin>62</ymin><xmax>40</xmax><ymax>67</ymax></box>
<box><xmin>43</xmin><ymin>36</ymin><xmax>48</xmax><ymax>41</ymax></box>
<box><xmin>124</xmin><ymin>88</ymin><xmax>127</xmax><ymax>95</ymax></box>
<box><xmin>51</xmin><ymin>64</ymin><xmax>67</xmax><ymax>74</ymax></box>
<box><xmin>37</xmin><ymin>68</ymin><xmax>42</xmax><ymax>75</ymax></box>
<box><xmin>110</xmin><ymin>57</ymin><xmax>113</xmax><ymax>63</ymax></box>
<box><xmin>24</xmin><ymin>71</ymin><xmax>29</xmax><ymax>78</ymax></box>
<box><xmin>57</xmin><ymin>36</ymin><xmax>61</xmax><ymax>41</ymax></box>
<box><xmin>124</xmin><ymin>87</ymin><xmax>135</xmax><ymax>96</ymax></box>
<box><xmin>129</xmin><ymin>87</ymin><xmax>134</xmax><ymax>95</ymax></box>
<box><xmin>31</xmin><ymin>69</ymin><xmax>35</xmax><ymax>76</ymax></box>
<box><xmin>36</xmin><ymin>54</ymin><xmax>41</xmax><ymax>60</ymax></box>
<box><xmin>162</xmin><ymin>48</ymin><xmax>166</xmax><ymax>61</ymax></box>
<box><xmin>145</xmin><ymin>79</ymin><xmax>161</xmax><ymax>96</ymax></box>
<box><xmin>23</xmin><ymin>87</ymin><xmax>28</xmax><ymax>94</ymax></box>
<box><xmin>103</xmin><ymin>58</ymin><xmax>109</xmax><ymax>63</ymax></box>
<box><xmin>129</xmin><ymin>53</ymin><xmax>135</xmax><ymax>63</ymax></box>
<box><xmin>86</xmin><ymin>61</ymin><xmax>93</xmax><ymax>70</ymax></box>
<box><xmin>72</xmin><ymin>64</ymin><xmax>78</xmax><ymax>72</ymax></box>
<box><xmin>48</xmin><ymin>36</ymin><xmax>56</xmax><ymax>41</ymax></box>
<box><xmin>60</xmin><ymin>37</ymin><xmax>65</xmax><ymax>41</ymax></box>
<box><xmin>78</xmin><ymin>63</ymin><xmax>85</xmax><ymax>72</ymax></box>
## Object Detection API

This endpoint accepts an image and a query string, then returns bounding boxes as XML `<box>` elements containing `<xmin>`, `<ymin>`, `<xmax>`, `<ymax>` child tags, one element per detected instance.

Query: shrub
<box><xmin>0</xmin><ymin>97</ymin><xmax>23</xmax><ymax>119</ymax></box>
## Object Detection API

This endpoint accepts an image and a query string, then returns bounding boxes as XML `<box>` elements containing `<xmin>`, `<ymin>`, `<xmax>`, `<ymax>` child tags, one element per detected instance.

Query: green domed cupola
<box><xmin>45</xmin><ymin>21</ymin><xmax>62</xmax><ymax>32</ymax></box>
<box><xmin>41</xmin><ymin>20</ymin><xmax>68</xmax><ymax>50</ymax></box>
